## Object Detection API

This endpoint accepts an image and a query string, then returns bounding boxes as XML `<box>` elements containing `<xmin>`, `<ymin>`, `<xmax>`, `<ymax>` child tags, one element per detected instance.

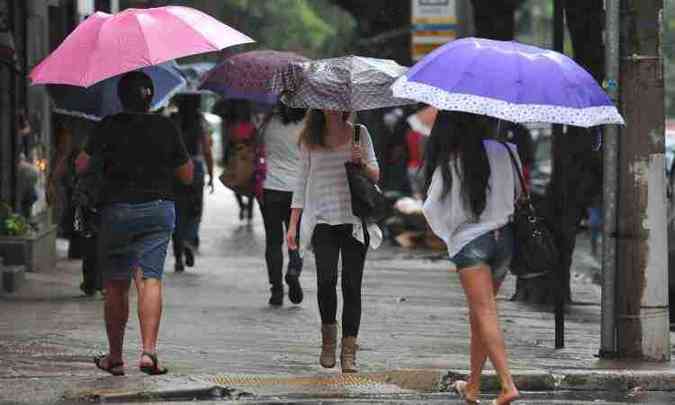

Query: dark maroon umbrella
<box><xmin>199</xmin><ymin>50</ymin><xmax>308</xmax><ymax>104</ymax></box>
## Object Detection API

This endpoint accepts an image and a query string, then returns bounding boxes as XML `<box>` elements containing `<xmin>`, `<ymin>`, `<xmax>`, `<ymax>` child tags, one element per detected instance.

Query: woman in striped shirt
<box><xmin>287</xmin><ymin>109</ymin><xmax>381</xmax><ymax>373</ymax></box>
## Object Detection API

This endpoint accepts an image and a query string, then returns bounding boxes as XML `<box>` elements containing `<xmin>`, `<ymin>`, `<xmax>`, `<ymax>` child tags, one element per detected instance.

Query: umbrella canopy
<box><xmin>391</xmin><ymin>37</ymin><xmax>624</xmax><ymax>127</ymax></box>
<box><xmin>30</xmin><ymin>6</ymin><xmax>254</xmax><ymax>87</ymax></box>
<box><xmin>200</xmin><ymin>50</ymin><xmax>308</xmax><ymax>104</ymax></box>
<box><xmin>270</xmin><ymin>55</ymin><xmax>414</xmax><ymax>111</ymax></box>
<box><xmin>48</xmin><ymin>63</ymin><xmax>186</xmax><ymax>121</ymax></box>
<box><xmin>174</xmin><ymin>62</ymin><xmax>216</xmax><ymax>94</ymax></box>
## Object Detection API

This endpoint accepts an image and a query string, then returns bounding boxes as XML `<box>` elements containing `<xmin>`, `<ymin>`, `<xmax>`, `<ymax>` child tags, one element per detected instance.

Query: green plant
<box><xmin>0</xmin><ymin>202</ymin><xmax>30</xmax><ymax>236</ymax></box>
<box><xmin>4</xmin><ymin>214</ymin><xmax>29</xmax><ymax>236</ymax></box>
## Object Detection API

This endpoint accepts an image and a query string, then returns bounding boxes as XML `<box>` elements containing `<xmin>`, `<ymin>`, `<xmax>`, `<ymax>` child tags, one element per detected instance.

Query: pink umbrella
<box><xmin>30</xmin><ymin>6</ymin><xmax>254</xmax><ymax>87</ymax></box>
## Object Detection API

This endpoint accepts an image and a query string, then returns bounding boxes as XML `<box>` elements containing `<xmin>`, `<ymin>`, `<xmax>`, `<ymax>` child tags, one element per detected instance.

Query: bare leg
<box><xmin>134</xmin><ymin>270</ymin><xmax>163</xmax><ymax>367</ymax></box>
<box><xmin>460</xmin><ymin>266</ymin><xmax>519</xmax><ymax>404</ymax></box>
<box><xmin>102</xmin><ymin>279</ymin><xmax>131</xmax><ymax>366</ymax></box>
<box><xmin>466</xmin><ymin>279</ymin><xmax>503</xmax><ymax>400</ymax></box>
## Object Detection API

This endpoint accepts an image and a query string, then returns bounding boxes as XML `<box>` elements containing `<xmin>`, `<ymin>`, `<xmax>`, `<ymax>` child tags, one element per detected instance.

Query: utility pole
<box><xmin>552</xmin><ymin>0</ymin><xmax>565</xmax><ymax>349</ymax></box>
<box><xmin>616</xmin><ymin>0</ymin><xmax>670</xmax><ymax>361</ymax></box>
<box><xmin>600</xmin><ymin>0</ymin><xmax>620</xmax><ymax>358</ymax></box>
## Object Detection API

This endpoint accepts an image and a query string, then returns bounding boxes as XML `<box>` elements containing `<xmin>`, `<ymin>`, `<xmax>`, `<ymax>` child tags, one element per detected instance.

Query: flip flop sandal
<box><xmin>94</xmin><ymin>354</ymin><xmax>124</xmax><ymax>376</ymax></box>
<box><xmin>452</xmin><ymin>380</ymin><xmax>480</xmax><ymax>404</ymax></box>
<box><xmin>139</xmin><ymin>351</ymin><xmax>168</xmax><ymax>375</ymax></box>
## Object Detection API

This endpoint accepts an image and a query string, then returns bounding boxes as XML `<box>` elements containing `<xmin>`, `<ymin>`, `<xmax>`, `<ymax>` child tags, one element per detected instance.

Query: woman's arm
<box><xmin>286</xmin><ymin>208</ymin><xmax>302</xmax><ymax>250</ymax></box>
<box><xmin>287</xmin><ymin>145</ymin><xmax>310</xmax><ymax>250</ymax></box>
<box><xmin>351</xmin><ymin>125</ymin><xmax>380</xmax><ymax>183</ymax></box>
<box><xmin>175</xmin><ymin>160</ymin><xmax>194</xmax><ymax>185</ymax></box>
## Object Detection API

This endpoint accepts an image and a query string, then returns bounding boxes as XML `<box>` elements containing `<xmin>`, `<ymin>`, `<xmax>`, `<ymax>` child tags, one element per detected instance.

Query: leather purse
<box><xmin>345</xmin><ymin>125</ymin><xmax>387</xmax><ymax>222</ymax></box>
<box><xmin>501</xmin><ymin>141</ymin><xmax>557</xmax><ymax>279</ymax></box>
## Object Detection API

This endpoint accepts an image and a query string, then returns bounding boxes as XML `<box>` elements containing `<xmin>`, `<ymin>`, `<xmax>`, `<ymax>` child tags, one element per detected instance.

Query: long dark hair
<box><xmin>423</xmin><ymin>111</ymin><xmax>491</xmax><ymax>220</ymax></box>
<box><xmin>175</xmin><ymin>94</ymin><xmax>202</xmax><ymax>134</ymax></box>
<box><xmin>298</xmin><ymin>109</ymin><xmax>350</xmax><ymax>149</ymax></box>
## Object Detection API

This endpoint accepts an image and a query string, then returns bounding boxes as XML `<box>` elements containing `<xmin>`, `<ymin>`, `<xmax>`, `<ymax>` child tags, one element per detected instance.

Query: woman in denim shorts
<box><xmin>76</xmin><ymin>71</ymin><xmax>193</xmax><ymax>376</ymax></box>
<box><xmin>423</xmin><ymin>111</ymin><xmax>522</xmax><ymax>405</ymax></box>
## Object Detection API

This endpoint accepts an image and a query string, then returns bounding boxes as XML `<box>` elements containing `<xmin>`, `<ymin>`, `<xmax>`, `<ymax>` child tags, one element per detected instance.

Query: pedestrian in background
<box><xmin>422</xmin><ymin>111</ymin><xmax>520</xmax><ymax>405</ymax></box>
<box><xmin>287</xmin><ymin>109</ymin><xmax>381</xmax><ymax>373</ymax></box>
<box><xmin>171</xmin><ymin>95</ymin><xmax>214</xmax><ymax>272</ymax></box>
<box><xmin>259</xmin><ymin>103</ymin><xmax>306</xmax><ymax>306</ymax></box>
<box><xmin>224</xmin><ymin>100</ymin><xmax>257</xmax><ymax>223</ymax></box>
<box><xmin>76</xmin><ymin>71</ymin><xmax>193</xmax><ymax>376</ymax></box>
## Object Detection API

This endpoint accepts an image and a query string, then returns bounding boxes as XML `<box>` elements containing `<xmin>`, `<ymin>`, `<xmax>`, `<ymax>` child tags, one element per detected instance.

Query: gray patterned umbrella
<box><xmin>270</xmin><ymin>55</ymin><xmax>414</xmax><ymax>111</ymax></box>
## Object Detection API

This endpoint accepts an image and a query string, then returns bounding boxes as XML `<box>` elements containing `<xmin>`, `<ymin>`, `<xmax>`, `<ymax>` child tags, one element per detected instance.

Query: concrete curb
<box><xmin>79</xmin><ymin>368</ymin><xmax>675</xmax><ymax>403</ymax></box>
<box><xmin>444</xmin><ymin>369</ymin><xmax>675</xmax><ymax>392</ymax></box>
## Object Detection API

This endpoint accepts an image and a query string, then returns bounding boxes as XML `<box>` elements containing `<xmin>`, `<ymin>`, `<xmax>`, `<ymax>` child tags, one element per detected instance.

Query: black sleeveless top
<box><xmin>84</xmin><ymin>113</ymin><xmax>189</xmax><ymax>204</ymax></box>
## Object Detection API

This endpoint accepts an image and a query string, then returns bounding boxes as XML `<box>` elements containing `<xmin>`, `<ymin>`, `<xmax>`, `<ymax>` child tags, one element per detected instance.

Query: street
<box><xmin>1</xmin><ymin>184</ymin><xmax>675</xmax><ymax>404</ymax></box>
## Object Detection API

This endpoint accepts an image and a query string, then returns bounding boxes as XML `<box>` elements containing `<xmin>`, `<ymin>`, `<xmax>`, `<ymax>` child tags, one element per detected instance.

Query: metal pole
<box><xmin>599</xmin><ymin>0</ymin><xmax>620</xmax><ymax>358</ymax></box>
<box><xmin>553</xmin><ymin>0</ymin><xmax>565</xmax><ymax>350</ymax></box>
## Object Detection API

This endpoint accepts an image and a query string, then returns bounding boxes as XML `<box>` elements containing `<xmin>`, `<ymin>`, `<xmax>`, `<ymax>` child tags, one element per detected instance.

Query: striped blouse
<box><xmin>292</xmin><ymin>124</ymin><xmax>382</xmax><ymax>255</ymax></box>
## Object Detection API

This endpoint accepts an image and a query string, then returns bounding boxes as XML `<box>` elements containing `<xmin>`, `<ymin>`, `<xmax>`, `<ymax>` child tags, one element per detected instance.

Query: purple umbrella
<box><xmin>392</xmin><ymin>37</ymin><xmax>624</xmax><ymax>127</ymax></box>
<box><xmin>199</xmin><ymin>50</ymin><xmax>308</xmax><ymax>104</ymax></box>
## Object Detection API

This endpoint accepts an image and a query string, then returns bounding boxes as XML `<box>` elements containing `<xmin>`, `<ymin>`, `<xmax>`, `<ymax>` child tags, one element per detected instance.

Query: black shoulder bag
<box><xmin>500</xmin><ymin>142</ymin><xmax>557</xmax><ymax>279</ymax></box>
<box><xmin>344</xmin><ymin>125</ymin><xmax>388</xmax><ymax>223</ymax></box>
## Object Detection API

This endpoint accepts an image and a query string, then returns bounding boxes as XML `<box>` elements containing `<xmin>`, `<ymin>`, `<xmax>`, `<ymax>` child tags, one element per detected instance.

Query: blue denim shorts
<box><xmin>98</xmin><ymin>200</ymin><xmax>175</xmax><ymax>281</ymax></box>
<box><xmin>451</xmin><ymin>224</ymin><xmax>513</xmax><ymax>284</ymax></box>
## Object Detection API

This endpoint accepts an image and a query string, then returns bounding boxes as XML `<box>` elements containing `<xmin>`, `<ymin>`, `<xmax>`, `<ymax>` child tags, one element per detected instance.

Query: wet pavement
<box><xmin>1</xmin><ymin>184</ymin><xmax>675</xmax><ymax>404</ymax></box>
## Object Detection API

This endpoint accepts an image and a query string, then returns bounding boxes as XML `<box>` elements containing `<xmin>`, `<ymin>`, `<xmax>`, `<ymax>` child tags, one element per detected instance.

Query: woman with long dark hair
<box><xmin>423</xmin><ymin>111</ymin><xmax>520</xmax><ymax>404</ymax></box>
<box><xmin>258</xmin><ymin>103</ymin><xmax>306</xmax><ymax>306</ymax></box>
<box><xmin>287</xmin><ymin>109</ymin><xmax>381</xmax><ymax>373</ymax></box>
<box><xmin>76</xmin><ymin>71</ymin><xmax>193</xmax><ymax>376</ymax></box>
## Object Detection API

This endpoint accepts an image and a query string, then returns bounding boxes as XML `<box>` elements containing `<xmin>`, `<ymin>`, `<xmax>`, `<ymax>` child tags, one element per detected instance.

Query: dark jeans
<box><xmin>259</xmin><ymin>189</ymin><xmax>302</xmax><ymax>287</ymax></box>
<box><xmin>312</xmin><ymin>223</ymin><xmax>369</xmax><ymax>337</ymax></box>
<box><xmin>172</xmin><ymin>160</ymin><xmax>204</xmax><ymax>261</ymax></box>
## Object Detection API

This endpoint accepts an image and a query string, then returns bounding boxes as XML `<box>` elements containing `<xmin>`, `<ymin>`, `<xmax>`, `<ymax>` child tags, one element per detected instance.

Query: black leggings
<box><xmin>312</xmin><ymin>223</ymin><xmax>368</xmax><ymax>337</ymax></box>
<box><xmin>259</xmin><ymin>189</ymin><xmax>302</xmax><ymax>286</ymax></box>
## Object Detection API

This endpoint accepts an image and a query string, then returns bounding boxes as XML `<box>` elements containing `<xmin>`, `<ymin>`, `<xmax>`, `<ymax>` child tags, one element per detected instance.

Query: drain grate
<box><xmin>206</xmin><ymin>374</ymin><xmax>387</xmax><ymax>387</ymax></box>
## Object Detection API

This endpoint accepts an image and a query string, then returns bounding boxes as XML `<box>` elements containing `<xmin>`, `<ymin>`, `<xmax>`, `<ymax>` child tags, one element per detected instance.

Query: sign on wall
<box><xmin>411</xmin><ymin>0</ymin><xmax>457</xmax><ymax>61</ymax></box>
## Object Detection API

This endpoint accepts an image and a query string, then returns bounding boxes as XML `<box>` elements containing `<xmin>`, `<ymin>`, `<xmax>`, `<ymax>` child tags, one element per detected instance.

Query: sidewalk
<box><xmin>1</xmin><ymin>185</ymin><xmax>674</xmax><ymax>404</ymax></box>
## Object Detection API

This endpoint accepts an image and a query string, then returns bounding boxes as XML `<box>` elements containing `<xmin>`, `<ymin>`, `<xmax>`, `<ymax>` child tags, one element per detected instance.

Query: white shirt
<box><xmin>423</xmin><ymin>140</ymin><xmax>522</xmax><ymax>258</ymax></box>
<box><xmin>292</xmin><ymin>124</ymin><xmax>383</xmax><ymax>255</ymax></box>
<box><xmin>262</xmin><ymin>116</ymin><xmax>304</xmax><ymax>192</ymax></box>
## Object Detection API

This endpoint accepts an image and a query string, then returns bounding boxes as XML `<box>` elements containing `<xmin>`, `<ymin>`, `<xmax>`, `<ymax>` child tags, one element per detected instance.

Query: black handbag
<box><xmin>501</xmin><ymin>142</ymin><xmax>557</xmax><ymax>279</ymax></box>
<box><xmin>72</xmin><ymin>152</ymin><xmax>105</xmax><ymax>238</ymax></box>
<box><xmin>345</xmin><ymin>125</ymin><xmax>388</xmax><ymax>222</ymax></box>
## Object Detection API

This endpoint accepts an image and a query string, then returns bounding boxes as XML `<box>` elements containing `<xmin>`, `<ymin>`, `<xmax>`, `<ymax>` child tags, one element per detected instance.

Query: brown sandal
<box><xmin>94</xmin><ymin>354</ymin><xmax>124</xmax><ymax>376</ymax></box>
<box><xmin>139</xmin><ymin>351</ymin><xmax>168</xmax><ymax>375</ymax></box>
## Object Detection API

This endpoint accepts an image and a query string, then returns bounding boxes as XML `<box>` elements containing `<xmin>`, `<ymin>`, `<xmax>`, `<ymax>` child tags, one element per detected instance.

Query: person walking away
<box><xmin>422</xmin><ymin>111</ymin><xmax>520</xmax><ymax>404</ymax></box>
<box><xmin>171</xmin><ymin>96</ymin><xmax>214</xmax><ymax>271</ymax></box>
<box><xmin>287</xmin><ymin>110</ymin><xmax>382</xmax><ymax>373</ymax></box>
<box><xmin>225</xmin><ymin>100</ymin><xmax>256</xmax><ymax>222</ymax></box>
<box><xmin>17</xmin><ymin>153</ymin><xmax>39</xmax><ymax>219</ymax></box>
<box><xmin>76</xmin><ymin>71</ymin><xmax>193</xmax><ymax>376</ymax></box>
<box><xmin>259</xmin><ymin>103</ymin><xmax>306</xmax><ymax>306</ymax></box>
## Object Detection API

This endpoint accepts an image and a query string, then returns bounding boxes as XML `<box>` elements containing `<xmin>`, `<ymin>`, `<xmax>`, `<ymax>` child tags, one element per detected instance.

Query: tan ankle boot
<box><xmin>340</xmin><ymin>336</ymin><xmax>359</xmax><ymax>373</ymax></box>
<box><xmin>320</xmin><ymin>323</ymin><xmax>337</xmax><ymax>368</ymax></box>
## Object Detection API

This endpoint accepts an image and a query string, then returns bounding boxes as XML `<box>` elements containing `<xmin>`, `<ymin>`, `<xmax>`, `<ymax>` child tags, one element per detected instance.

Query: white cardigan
<box><xmin>423</xmin><ymin>140</ymin><xmax>522</xmax><ymax>258</ymax></box>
